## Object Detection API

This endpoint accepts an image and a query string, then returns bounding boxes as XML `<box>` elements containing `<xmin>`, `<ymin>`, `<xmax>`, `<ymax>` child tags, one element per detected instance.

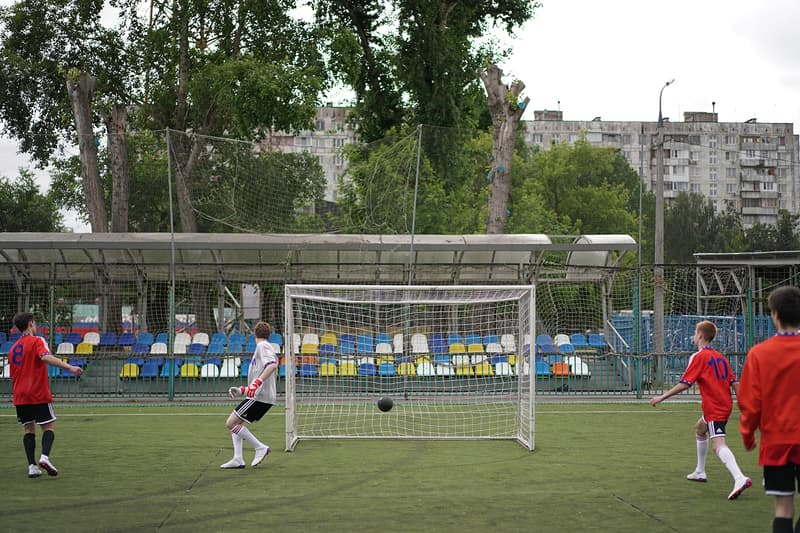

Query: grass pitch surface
<box><xmin>0</xmin><ymin>402</ymin><xmax>770</xmax><ymax>532</ymax></box>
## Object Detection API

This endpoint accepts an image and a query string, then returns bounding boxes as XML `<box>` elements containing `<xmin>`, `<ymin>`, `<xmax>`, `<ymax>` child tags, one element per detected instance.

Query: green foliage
<box><xmin>0</xmin><ymin>169</ymin><xmax>63</xmax><ymax>231</ymax></box>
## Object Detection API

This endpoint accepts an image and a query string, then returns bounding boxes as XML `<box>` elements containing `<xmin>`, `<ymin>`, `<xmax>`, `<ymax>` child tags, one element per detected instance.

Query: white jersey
<box><xmin>248</xmin><ymin>340</ymin><xmax>278</xmax><ymax>404</ymax></box>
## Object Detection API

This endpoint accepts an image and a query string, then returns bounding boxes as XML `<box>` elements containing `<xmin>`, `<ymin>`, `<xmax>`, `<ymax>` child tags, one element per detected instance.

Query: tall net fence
<box><xmin>2</xmin><ymin>257</ymin><xmax>799</xmax><ymax>401</ymax></box>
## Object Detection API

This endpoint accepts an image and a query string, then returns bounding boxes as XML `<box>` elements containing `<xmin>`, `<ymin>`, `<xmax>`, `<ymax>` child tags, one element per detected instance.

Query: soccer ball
<box><xmin>377</xmin><ymin>396</ymin><xmax>393</xmax><ymax>412</ymax></box>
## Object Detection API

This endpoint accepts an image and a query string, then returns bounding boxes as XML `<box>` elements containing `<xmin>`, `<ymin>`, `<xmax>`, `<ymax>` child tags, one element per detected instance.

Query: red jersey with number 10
<box><xmin>679</xmin><ymin>346</ymin><xmax>736</xmax><ymax>421</ymax></box>
<box><xmin>9</xmin><ymin>334</ymin><xmax>53</xmax><ymax>405</ymax></box>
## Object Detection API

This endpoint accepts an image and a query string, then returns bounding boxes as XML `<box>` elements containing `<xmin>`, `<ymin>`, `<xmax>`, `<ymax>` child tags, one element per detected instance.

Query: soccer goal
<box><xmin>284</xmin><ymin>284</ymin><xmax>536</xmax><ymax>451</ymax></box>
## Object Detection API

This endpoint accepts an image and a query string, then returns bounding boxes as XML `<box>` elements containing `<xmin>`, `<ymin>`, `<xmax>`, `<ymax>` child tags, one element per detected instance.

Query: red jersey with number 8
<box><xmin>680</xmin><ymin>346</ymin><xmax>736</xmax><ymax>421</ymax></box>
<box><xmin>9</xmin><ymin>334</ymin><xmax>53</xmax><ymax>405</ymax></box>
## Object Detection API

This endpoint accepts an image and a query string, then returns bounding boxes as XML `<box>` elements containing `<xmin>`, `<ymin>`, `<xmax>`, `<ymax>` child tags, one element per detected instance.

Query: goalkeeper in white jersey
<box><xmin>220</xmin><ymin>321</ymin><xmax>278</xmax><ymax>469</ymax></box>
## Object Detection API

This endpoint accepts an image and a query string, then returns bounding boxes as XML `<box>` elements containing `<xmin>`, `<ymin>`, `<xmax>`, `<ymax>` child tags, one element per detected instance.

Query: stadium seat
<box><xmin>494</xmin><ymin>362</ymin><xmax>513</xmax><ymax>376</ymax></box>
<box><xmin>180</xmin><ymin>364</ymin><xmax>199</xmax><ymax>378</ymax></box>
<box><xmin>319</xmin><ymin>362</ymin><xmax>337</xmax><ymax>377</ymax></box>
<box><xmin>375</xmin><ymin>343</ymin><xmax>393</xmax><ymax>363</ymax></box>
<box><xmin>210</xmin><ymin>332</ymin><xmax>228</xmax><ymax>347</ymax></box>
<box><xmin>429</xmin><ymin>337</ymin><xmax>448</xmax><ymax>355</ymax></box>
<box><xmin>0</xmin><ymin>332</ymin><xmax>5</xmax><ymax>344</ymax></box>
<box><xmin>268</xmin><ymin>333</ymin><xmax>283</xmax><ymax>347</ymax></box>
<box><xmin>192</xmin><ymin>332</ymin><xmax>210</xmax><ymax>346</ymax></box>
<box><xmin>300</xmin><ymin>343</ymin><xmax>319</xmax><ymax>355</ymax></box>
<box><xmin>245</xmin><ymin>336</ymin><xmax>257</xmax><ymax>352</ymax></box>
<box><xmin>291</xmin><ymin>333</ymin><xmax>302</xmax><ymax>354</ymax></box>
<box><xmin>455</xmin><ymin>359</ymin><xmax>473</xmax><ymax>376</ymax></box>
<box><xmin>570</xmin><ymin>334</ymin><xmax>589</xmax><ymax>348</ymax></box>
<box><xmin>150</xmin><ymin>342</ymin><xmax>168</xmax><ymax>354</ymax></box>
<box><xmin>187</xmin><ymin>343</ymin><xmax>206</xmax><ymax>355</ymax></box>
<box><xmin>565</xmin><ymin>355</ymin><xmax>591</xmax><ymax>377</ymax></box>
<box><xmin>482</xmin><ymin>334</ymin><xmax>499</xmax><ymax>346</ymax></box>
<box><xmin>61</xmin><ymin>366</ymin><xmax>82</xmax><ymax>378</ymax></box>
<box><xmin>298</xmin><ymin>363</ymin><xmax>318</xmax><ymax>377</ymax></box>
<box><xmin>68</xmin><ymin>356</ymin><xmax>88</xmax><ymax>367</ymax></box>
<box><xmin>536</xmin><ymin>334</ymin><xmax>553</xmax><ymax>346</ymax></box>
<box><xmin>393</xmin><ymin>333</ymin><xmax>404</xmax><ymax>353</ymax></box>
<box><xmin>376</xmin><ymin>333</ymin><xmax>392</xmax><ymax>346</ymax></box>
<box><xmin>339</xmin><ymin>361</ymin><xmax>357</xmax><ymax>376</ymax></box>
<box><xmin>378</xmin><ymin>362</ymin><xmax>396</xmax><ymax>376</ymax></box>
<box><xmin>433</xmin><ymin>354</ymin><xmax>450</xmax><ymax>365</ymax></box>
<box><xmin>56</xmin><ymin>342</ymin><xmax>74</xmax><ymax>355</ymax></box>
<box><xmin>474</xmin><ymin>361</ymin><xmax>493</xmax><ymax>376</ymax></box>
<box><xmin>301</xmin><ymin>333</ymin><xmax>319</xmax><ymax>346</ymax></box>
<box><xmin>397</xmin><ymin>362</ymin><xmax>416</xmax><ymax>376</ymax></box>
<box><xmin>416</xmin><ymin>362</ymin><xmax>435</xmax><ymax>376</ymax></box>
<box><xmin>447</xmin><ymin>333</ymin><xmax>464</xmax><ymax>346</ymax></box>
<box><xmin>207</xmin><ymin>342</ymin><xmax>226</xmax><ymax>355</ymax></box>
<box><xmin>539</xmin><ymin>343</ymin><xmax>559</xmax><ymax>355</ymax></box>
<box><xmin>500</xmin><ymin>334</ymin><xmax>516</xmax><ymax>353</ymax></box>
<box><xmin>551</xmin><ymin>362</ymin><xmax>571</xmax><ymax>377</ymax></box>
<box><xmin>75</xmin><ymin>342</ymin><xmax>93</xmax><ymax>355</ymax></box>
<box><xmin>200</xmin><ymin>363</ymin><xmax>220</xmax><ymax>378</ymax></box>
<box><xmin>228</xmin><ymin>333</ymin><xmax>246</xmax><ymax>346</ymax></box>
<box><xmin>588</xmin><ymin>333</ymin><xmax>606</xmax><ymax>351</ymax></box>
<box><xmin>119</xmin><ymin>363</ymin><xmax>140</xmax><ymax>379</ymax></box>
<box><xmin>448</xmin><ymin>343</ymin><xmax>466</xmax><ymax>355</ymax></box>
<box><xmin>131</xmin><ymin>342</ymin><xmax>150</xmax><ymax>355</ymax></box>
<box><xmin>319</xmin><ymin>332</ymin><xmax>337</xmax><ymax>346</ymax></box>
<box><xmin>464</xmin><ymin>333</ymin><xmax>482</xmax><ymax>346</ymax></box>
<box><xmin>137</xmin><ymin>332</ymin><xmax>154</xmax><ymax>346</ymax></box>
<box><xmin>559</xmin><ymin>343</ymin><xmax>575</xmax><ymax>354</ymax></box>
<box><xmin>535</xmin><ymin>361</ymin><xmax>551</xmax><ymax>377</ymax></box>
<box><xmin>64</xmin><ymin>332</ymin><xmax>82</xmax><ymax>345</ymax></box>
<box><xmin>126</xmin><ymin>356</ymin><xmax>146</xmax><ymax>366</ymax></box>
<box><xmin>118</xmin><ymin>332</ymin><xmax>137</xmax><ymax>347</ymax></box>
<box><xmin>1</xmin><ymin>364</ymin><xmax>11</xmax><ymax>378</ymax></box>
<box><xmin>174</xmin><ymin>332</ymin><xmax>192</xmax><ymax>347</ymax></box>
<box><xmin>356</xmin><ymin>334</ymin><xmax>374</xmax><ymax>354</ymax></box>
<box><xmin>83</xmin><ymin>331</ymin><xmax>100</xmax><ymax>346</ymax></box>
<box><xmin>227</xmin><ymin>342</ymin><xmax>244</xmax><ymax>354</ymax></box>
<box><xmin>0</xmin><ymin>341</ymin><xmax>13</xmax><ymax>355</ymax></box>
<box><xmin>239</xmin><ymin>359</ymin><xmax>250</xmax><ymax>377</ymax></box>
<box><xmin>173</xmin><ymin>342</ymin><xmax>188</xmax><ymax>354</ymax></box>
<box><xmin>140</xmin><ymin>361</ymin><xmax>160</xmax><ymax>378</ymax></box>
<box><xmin>435</xmin><ymin>362</ymin><xmax>454</xmax><ymax>376</ymax></box>
<box><xmin>160</xmin><ymin>361</ymin><xmax>180</xmax><ymax>377</ymax></box>
<box><xmin>48</xmin><ymin>365</ymin><xmax>61</xmax><ymax>378</ymax></box>
<box><xmin>99</xmin><ymin>332</ymin><xmax>117</xmax><ymax>347</ymax></box>
<box><xmin>553</xmin><ymin>334</ymin><xmax>571</xmax><ymax>346</ymax></box>
<box><xmin>155</xmin><ymin>332</ymin><xmax>169</xmax><ymax>344</ymax></box>
<box><xmin>218</xmin><ymin>358</ymin><xmax>240</xmax><ymax>378</ymax></box>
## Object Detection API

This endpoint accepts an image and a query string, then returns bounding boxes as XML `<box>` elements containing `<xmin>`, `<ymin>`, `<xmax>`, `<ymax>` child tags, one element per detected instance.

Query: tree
<box><xmin>0</xmin><ymin>0</ymin><xmax>132</xmax><ymax>232</ymax></box>
<box><xmin>479</xmin><ymin>64</ymin><xmax>529</xmax><ymax>234</ymax></box>
<box><xmin>0</xmin><ymin>169</ymin><xmax>63</xmax><ymax>232</ymax></box>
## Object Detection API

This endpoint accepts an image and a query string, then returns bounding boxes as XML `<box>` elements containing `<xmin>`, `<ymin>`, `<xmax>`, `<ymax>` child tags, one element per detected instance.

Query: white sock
<box><xmin>695</xmin><ymin>437</ymin><xmax>708</xmax><ymax>473</ymax></box>
<box><xmin>233</xmin><ymin>424</ymin><xmax>264</xmax><ymax>449</ymax></box>
<box><xmin>716</xmin><ymin>445</ymin><xmax>746</xmax><ymax>481</ymax></box>
<box><xmin>230</xmin><ymin>432</ymin><xmax>243</xmax><ymax>461</ymax></box>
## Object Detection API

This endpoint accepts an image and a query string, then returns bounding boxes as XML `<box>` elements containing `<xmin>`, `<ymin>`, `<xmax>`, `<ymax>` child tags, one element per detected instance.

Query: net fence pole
<box><xmin>166</xmin><ymin>128</ymin><xmax>177</xmax><ymax>400</ymax></box>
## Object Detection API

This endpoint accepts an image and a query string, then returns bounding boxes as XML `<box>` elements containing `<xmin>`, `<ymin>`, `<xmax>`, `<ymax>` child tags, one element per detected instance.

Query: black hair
<box><xmin>13</xmin><ymin>312</ymin><xmax>35</xmax><ymax>333</ymax></box>
<box><xmin>768</xmin><ymin>286</ymin><xmax>800</xmax><ymax>328</ymax></box>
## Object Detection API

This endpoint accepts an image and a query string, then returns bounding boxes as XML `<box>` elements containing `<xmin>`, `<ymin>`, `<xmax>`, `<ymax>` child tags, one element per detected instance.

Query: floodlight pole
<box><xmin>654</xmin><ymin>78</ymin><xmax>674</xmax><ymax>378</ymax></box>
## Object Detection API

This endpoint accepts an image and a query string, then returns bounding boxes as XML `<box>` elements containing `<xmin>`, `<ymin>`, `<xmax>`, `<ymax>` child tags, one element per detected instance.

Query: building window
<box><xmin>762</xmin><ymin>182</ymin><xmax>775</xmax><ymax>191</ymax></box>
<box><xmin>710</xmin><ymin>168</ymin><xmax>718</xmax><ymax>182</ymax></box>
<box><xmin>778</xmin><ymin>136</ymin><xmax>786</xmax><ymax>146</ymax></box>
<box><xmin>709</xmin><ymin>151</ymin><xmax>718</xmax><ymax>165</ymax></box>
<box><xmin>709</xmin><ymin>135</ymin><xmax>718</xmax><ymax>149</ymax></box>
<box><xmin>334</xmin><ymin>155</ymin><xmax>344</xmax><ymax>167</ymax></box>
<box><xmin>709</xmin><ymin>184</ymin><xmax>717</xmax><ymax>197</ymax></box>
<box><xmin>725</xmin><ymin>151</ymin><xmax>737</xmax><ymax>161</ymax></box>
<box><xmin>568</xmin><ymin>133</ymin><xmax>579</xmax><ymax>143</ymax></box>
<box><xmin>532</xmin><ymin>134</ymin><xmax>543</xmax><ymax>143</ymax></box>
<box><xmin>334</xmin><ymin>138</ymin><xmax>345</xmax><ymax>148</ymax></box>
<box><xmin>672</xmin><ymin>165</ymin><xmax>686</xmax><ymax>176</ymax></box>
<box><xmin>690</xmin><ymin>166</ymin><xmax>701</xmax><ymax>178</ymax></box>
<box><xmin>726</xmin><ymin>183</ymin><xmax>738</xmax><ymax>194</ymax></box>
<box><xmin>315</xmin><ymin>120</ymin><xmax>325</xmax><ymax>130</ymax></box>
<box><xmin>623</xmin><ymin>134</ymin><xmax>632</xmax><ymax>144</ymax></box>
<box><xmin>763</xmin><ymin>198</ymin><xmax>778</xmax><ymax>208</ymax></box>
<box><xmin>690</xmin><ymin>183</ymin><xmax>700</xmax><ymax>193</ymax></box>
<box><xmin>725</xmin><ymin>135</ymin><xmax>736</xmax><ymax>145</ymax></box>
<box><xmin>726</xmin><ymin>168</ymin><xmax>737</xmax><ymax>178</ymax></box>
<box><xmin>690</xmin><ymin>151</ymin><xmax>700</xmax><ymax>161</ymax></box>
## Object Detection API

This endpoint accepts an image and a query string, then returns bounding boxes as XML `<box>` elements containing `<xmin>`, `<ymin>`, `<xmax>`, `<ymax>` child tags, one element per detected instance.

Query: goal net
<box><xmin>284</xmin><ymin>284</ymin><xmax>535</xmax><ymax>451</ymax></box>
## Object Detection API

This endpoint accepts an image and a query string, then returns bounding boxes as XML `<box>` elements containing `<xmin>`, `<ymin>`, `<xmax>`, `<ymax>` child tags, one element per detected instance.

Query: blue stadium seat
<box><xmin>64</xmin><ymin>332</ymin><xmax>82</xmax><ymax>345</ymax></box>
<box><xmin>356</xmin><ymin>334</ymin><xmax>374</xmax><ymax>354</ymax></box>
<box><xmin>298</xmin><ymin>363</ymin><xmax>318</xmax><ymax>377</ymax></box>
<box><xmin>483</xmin><ymin>334</ymin><xmax>499</xmax><ymax>345</ymax></box>
<box><xmin>160</xmin><ymin>362</ymin><xmax>180</xmax><ymax>377</ymax></box>
<box><xmin>358</xmin><ymin>363</ymin><xmax>377</xmax><ymax>376</ymax></box>
<box><xmin>465</xmin><ymin>333</ymin><xmax>482</xmax><ymax>346</ymax></box>
<box><xmin>227</xmin><ymin>342</ymin><xmax>244</xmax><ymax>354</ymax></box>
<box><xmin>229</xmin><ymin>332</ymin><xmax>246</xmax><ymax>346</ymax></box>
<box><xmin>187</xmin><ymin>343</ymin><xmax>206</xmax><ymax>355</ymax></box>
<box><xmin>99</xmin><ymin>332</ymin><xmax>117</xmax><ymax>347</ymax></box>
<box><xmin>375</xmin><ymin>333</ymin><xmax>392</xmax><ymax>345</ymax></box>
<box><xmin>447</xmin><ymin>333</ymin><xmax>463</xmax><ymax>346</ymax></box>
<box><xmin>536</xmin><ymin>334</ymin><xmax>553</xmax><ymax>347</ymax></box>
<box><xmin>210</xmin><ymin>332</ymin><xmax>228</xmax><ymax>347</ymax></box>
<box><xmin>0</xmin><ymin>341</ymin><xmax>14</xmax><ymax>354</ymax></box>
<box><xmin>137</xmin><ymin>332</ymin><xmax>154</xmax><ymax>346</ymax></box>
<box><xmin>240</xmin><ymin>359</ymin><xmax>250</xmax><ymax>377</ymax></box>
<box><xmin>570</xmin><ymin>334</ymin><xmax>589</xmax><ymax>348</ymax></box>
<box><xmin>10</xmin><ymin>332</ymin><xmax>22</xmax><ymax>343</ymax></box>
<box><xmin>339</xmin><ymin>341</ymin><xmax>355</xmax><ymax>355</ymax></box>
<box><xmin>339</xmin><ymin>333</ymin><xmax>356</xmax><ymax>346</ymax></box>
<box><xmin>0</xmin><ymin>332</ymin><xmax>6</xmax><ymax>344</ymax></box>
<box><xmin>268</xmin><ymin>333</ymin><xmax>283</xmax><ymax>347</ymax></box>
<box><xmin>155</xmin><ymin>332</ymin><xmax>169</xmax><ymax>344</ymax></box>
<box><xmin>588</xmin><ymin>334</ymin><xmax>606</xmax><ymax>351</ymax></box>
<box><xmin>140</xmin><ymin>360</ymin><xmax>160</xmax><ymax>378</ymax></box>
<box><xmin>535</xmin><ymin>361</ymin><xmax>551</xmax><ymax>376</ymax></box>
<box><xmin>378</xmin><ymin>363</ymin><xmax>396</xmax><ymax>376</ymax></box>
<box><xmin>207</xmin><ymin>343</ymin><xmax>226</xmax><ymax>355</ymax></box>
<box><xmin>131</xmin><ymin>342</ymin><xmax>150</xmax><ymax>355</ymax></box>
<box><xmin>118</xmin><ymin>332</ymin><xmax>136</xmax><ymax>347</ymax></box>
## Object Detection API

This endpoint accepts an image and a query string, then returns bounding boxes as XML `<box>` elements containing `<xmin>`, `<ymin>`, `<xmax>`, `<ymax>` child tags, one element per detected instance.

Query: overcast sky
<box><xmin>1</xmin><ymin>0</ymin><xmax>799</xmax><ymax>232</ymax></box>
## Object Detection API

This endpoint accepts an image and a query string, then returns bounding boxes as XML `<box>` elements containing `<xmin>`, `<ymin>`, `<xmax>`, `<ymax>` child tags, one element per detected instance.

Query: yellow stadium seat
<box><xmin>339</xmin><ymin>361</ymin><xmax>357</xmax><ymax>376</ymax></box>
<box><xmin>397</xmin><ymin>362</ymin><xmax>416</xmax><ymax>376</ymax></box>
<box><xmin>449</xmin><ymin>343</ymin><xmax>466</xmax><ymax>354</ymax></box>
<box><xmin>180</xmin><ymin>363</ymin><xmax>199</xmax><ymax>378</ymax></box>
<box><xmin>319</xmin><ymin>332</ymin><xmax>337</xmax><ymax>346</ymax></box>
<box><xmin>319</xmin><ymin>362</ymin><xmax>337</xmax><ymax>377</ymax></box>
<box><xmin>119</xmin><ymin>363</ymin><xmax>139</xmax><ymax>378</ymax></box>
<box><xmin>473</xmin><ymin>361</ymin><xmax>494</xmax><ymax>376</ymax></box>
<box><xmin>75</xmin><ymin>342</ymin><xmax>93</xmax><ymax>355</ymax></box>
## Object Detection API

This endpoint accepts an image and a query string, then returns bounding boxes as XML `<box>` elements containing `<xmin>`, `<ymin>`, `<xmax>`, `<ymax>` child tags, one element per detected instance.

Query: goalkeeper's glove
<box><xmin>245</xmin><ymin>378</ymin><xmax>263</xmax><ymax>398</ymax></box>
<box><xmin>228</xmin><ymin>386</ymin><xmax>242</xmax><ymax>399</ymax></box>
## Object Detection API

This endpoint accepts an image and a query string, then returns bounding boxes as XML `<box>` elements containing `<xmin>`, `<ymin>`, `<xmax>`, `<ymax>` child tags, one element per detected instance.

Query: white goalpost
<box><xmin>284</xmin><ymin>284</ymin><xmax>536</xmax><ymax>451</ymax></box>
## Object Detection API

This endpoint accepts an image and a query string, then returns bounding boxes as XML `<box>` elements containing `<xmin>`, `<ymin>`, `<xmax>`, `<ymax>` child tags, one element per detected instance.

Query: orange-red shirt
<box><xmin>9</xmin><ymin>334</ymin><xmax>53</xmax><ymax>405</ymax></box>
<box><xmin>738</xmin><ymin>334</ymin><xmax>800</xmax><ymax>466</ymax></box>
<box><xmin>680</xmin><ymin>347</ymin><xmax>736</xmax><ymax>421</ymax></box>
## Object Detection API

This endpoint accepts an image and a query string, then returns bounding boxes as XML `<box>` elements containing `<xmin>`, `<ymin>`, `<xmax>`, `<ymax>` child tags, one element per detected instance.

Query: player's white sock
<box><xmin>232</xmin><ymin>424</ymin><xmax>264</xmax><ymax>449</ymax></box>
<box><xmin>695</xmin><ymin>436</ymin><xmax>708</xmax><ymax>473</ymax></box>
<box><xmin>716</xmin><ymin>445</ymin><xmax>745</xmax><ymax>480</ymax></box>
<box><xmin>230</xmin><ymin>431</ymin><xmax>244</xmax><ymax>461</ymax></box>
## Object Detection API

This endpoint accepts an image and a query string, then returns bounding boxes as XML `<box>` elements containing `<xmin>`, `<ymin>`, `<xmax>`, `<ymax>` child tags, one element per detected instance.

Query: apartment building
<box><xmin>523</xmin><ymin>110</ymin><xmax>800</xmax><ymax>227</ymax></box>
<box><xmin>261</xmin><ymin>105</ymin><xmax>356</xmax><ymax>203</ymax></box>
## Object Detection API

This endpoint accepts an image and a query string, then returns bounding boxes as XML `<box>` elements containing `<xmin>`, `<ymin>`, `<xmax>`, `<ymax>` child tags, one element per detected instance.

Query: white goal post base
<box><xmin>284</xmin><ymin>284</ymin><xmax>536</xmax><ymax>451</ymax></box>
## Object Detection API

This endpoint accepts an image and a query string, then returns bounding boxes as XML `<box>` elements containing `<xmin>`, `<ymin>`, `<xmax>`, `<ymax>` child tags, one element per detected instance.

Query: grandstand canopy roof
<box><xmin>0</xmin><ymin>233</ymin><xmax>637</xmax><ymax>283</ymax></box>
<box><xmin>694</xmin><ymin>250</ymin><xmax>800</xmax><ymax>266</ymax></box>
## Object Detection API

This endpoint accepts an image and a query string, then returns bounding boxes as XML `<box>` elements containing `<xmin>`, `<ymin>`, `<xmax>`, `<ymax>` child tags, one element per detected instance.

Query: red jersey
<box><xmin>9</xmin><ymin>334</ymin><xmax>53</xmax><ymax>405</ymax></box>
<box><xmin>679</xmin><ymin>346</ymin><xmax>736</xmax><ymax>421</ymax></box>
<box><xmin>738</xmin><ymin>334</ymin><xmax>800</xmax><ymax>466</ymax></box>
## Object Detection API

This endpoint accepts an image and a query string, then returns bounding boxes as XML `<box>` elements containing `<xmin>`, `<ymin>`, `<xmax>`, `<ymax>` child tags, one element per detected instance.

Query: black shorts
<box><xmin>702</xmin><ymin>418</ymin><xmax>728</xmax><ymax>439</ymax></box>
<box><xmin>233</xmin><ymin>399</ymin><xmax>273</xmax><ymax>423</ymax></box>
<box><xmin>16</xmin><ymin>403</ymin><xmax>56</xmax><ymax>425</ymax></box>
<box><xmin>764</xmin><ymin>463</ymin><xmax>800</xmax><ymax>496</ymax></box>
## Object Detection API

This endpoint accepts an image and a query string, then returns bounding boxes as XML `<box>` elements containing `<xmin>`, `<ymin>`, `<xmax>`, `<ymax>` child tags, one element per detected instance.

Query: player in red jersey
<box><xmin>650</xmin><ymin>320</ymin><xmax>751</xmax><ymax>500</ymax></box>
<box><xmin>9</xmin><ymin>312</ymin><xmax>83</xmax><ymax>478</ymax></box>
<box><xmin>739</xmin><ymin>286</ymin><xmax>800</xmax><ymax>533</ymax></box>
